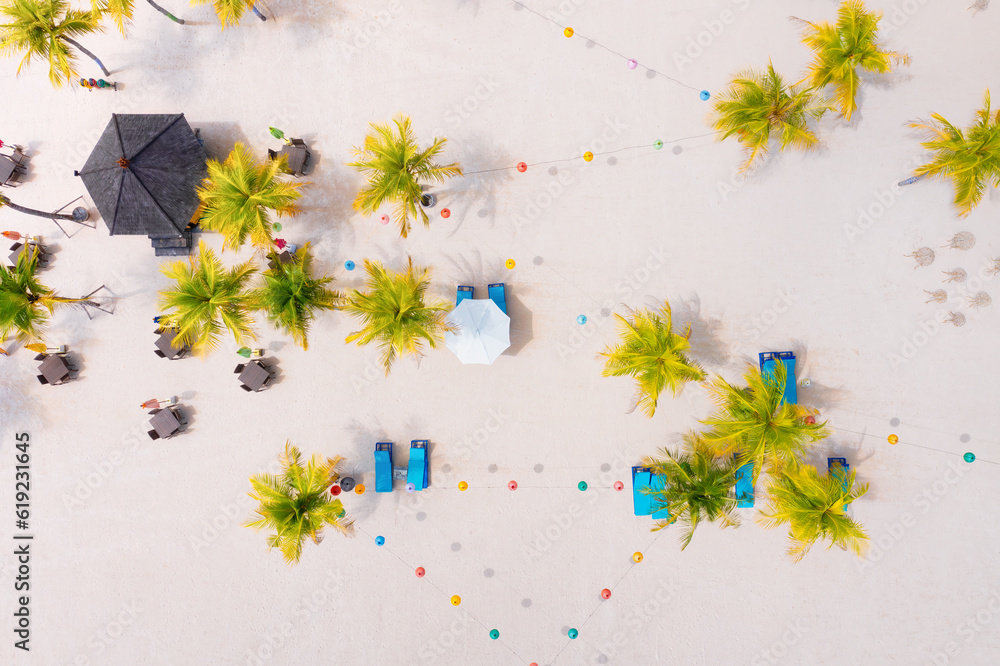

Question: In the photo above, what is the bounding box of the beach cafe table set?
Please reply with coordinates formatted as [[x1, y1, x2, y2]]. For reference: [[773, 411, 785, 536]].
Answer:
[[154, 330, 190, 360], [236, 359, 274, 392], [148, 405, 185, 440], [35, 347, 73, 385]]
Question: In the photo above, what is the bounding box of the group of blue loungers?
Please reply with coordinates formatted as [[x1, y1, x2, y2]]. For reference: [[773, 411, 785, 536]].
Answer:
[[457, 283, 507, 314], [632, 351, 853, 517], [374, 441, 430, 492]]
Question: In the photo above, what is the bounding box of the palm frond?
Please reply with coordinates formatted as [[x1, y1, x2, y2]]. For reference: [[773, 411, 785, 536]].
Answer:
[[248, 244, 341, 350], [598, 301, 705, 417], [197, 142, 303, 252], [796, 0, 908, 120], [245, 441, 354, 565], [909, 90, 1000, 216], [157, 242, 257, 356], [758, 464, 869, 561], [700, 363, 829, 483], [342, 258, 452, 374], [347, 115, 462, 238], [709, 61, 829, 173], [642, 434, 741, 549]]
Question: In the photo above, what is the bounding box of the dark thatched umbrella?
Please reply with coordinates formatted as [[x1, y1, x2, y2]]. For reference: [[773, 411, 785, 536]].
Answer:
[[78, 114, 207, 236]]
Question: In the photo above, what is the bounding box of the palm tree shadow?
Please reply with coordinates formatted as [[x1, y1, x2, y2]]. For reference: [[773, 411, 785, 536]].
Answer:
[[457, 0, 484, 14], [190, 122, 251, 161], [437, 132, 513, 234], [798, 379, 850, 411], [670, 294, 731, 369], [808, 430, 879, 499], [293, 156, 357, 250]]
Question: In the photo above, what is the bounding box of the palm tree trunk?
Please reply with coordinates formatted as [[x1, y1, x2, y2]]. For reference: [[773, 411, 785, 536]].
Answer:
[[59, 36, 110, 77], [146, 0, 186, 24], [250, 4, 267, 20], [0, 195, 88, 222]]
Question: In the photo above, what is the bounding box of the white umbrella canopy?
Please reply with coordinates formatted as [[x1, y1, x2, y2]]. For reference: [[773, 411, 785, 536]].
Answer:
[[445, 298, 511, 365]]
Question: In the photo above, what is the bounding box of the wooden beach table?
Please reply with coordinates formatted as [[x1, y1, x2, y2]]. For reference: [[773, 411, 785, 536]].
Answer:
[[238, 360, 270, 391], [38, 355, 70, 384], [149, 409, 181, 439], [155, 331, 186, 360]]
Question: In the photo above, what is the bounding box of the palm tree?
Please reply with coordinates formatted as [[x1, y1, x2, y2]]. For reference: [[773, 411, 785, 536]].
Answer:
[[909, 90, 1000, 217], [245, 442, 354, 565], [643, 434, 741, 549], [793, 0, 909, 121], [709, 62, 831, 173], [342, 258, 452, 374], [1, 194, 89, 222], [190, 0, 266, 30], [597, 301, 706, 417], [0, 245, 94, 352], [758, 463, 869, 561], [700, 362, 829, 483], [157, 242, 257, 356], [347, 115, 463, 238], [91, 0, 188, 34], [197, 143, 303, 253], [0, 0, 109, 87], [248, 244, 341, 350]]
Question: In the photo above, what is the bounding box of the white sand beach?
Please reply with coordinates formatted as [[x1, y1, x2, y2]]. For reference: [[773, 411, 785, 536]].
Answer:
[[1, 1, 999, 664]]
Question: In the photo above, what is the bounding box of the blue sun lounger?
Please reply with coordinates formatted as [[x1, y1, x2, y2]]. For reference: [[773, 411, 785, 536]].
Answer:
[[407, 440, 429, 491], [488, 283, 507, 315], [759, 351, 797, 405], [632, 466, 671, 519], [374, 442, 393, 493], [734, 457, 754, 507], [456, 285, 473, 305], [828, 457, 852, 505]]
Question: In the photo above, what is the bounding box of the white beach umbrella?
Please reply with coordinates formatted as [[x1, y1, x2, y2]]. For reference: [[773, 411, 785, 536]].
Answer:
[[445, 298, 511, 365]]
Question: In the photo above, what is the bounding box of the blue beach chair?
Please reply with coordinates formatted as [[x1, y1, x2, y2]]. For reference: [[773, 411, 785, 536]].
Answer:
[[649, 474, 671, 520], [407, 440, 429, 491], [734, 457, 754, 508], [374, 442, 393, 492], [632, 466, 653, 516], [456, 286, 473, 305], [632, 466, 671, 519], [759, 351, 797, 405], [828, 457, 852, 505], [488, 283, 507, 315]]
